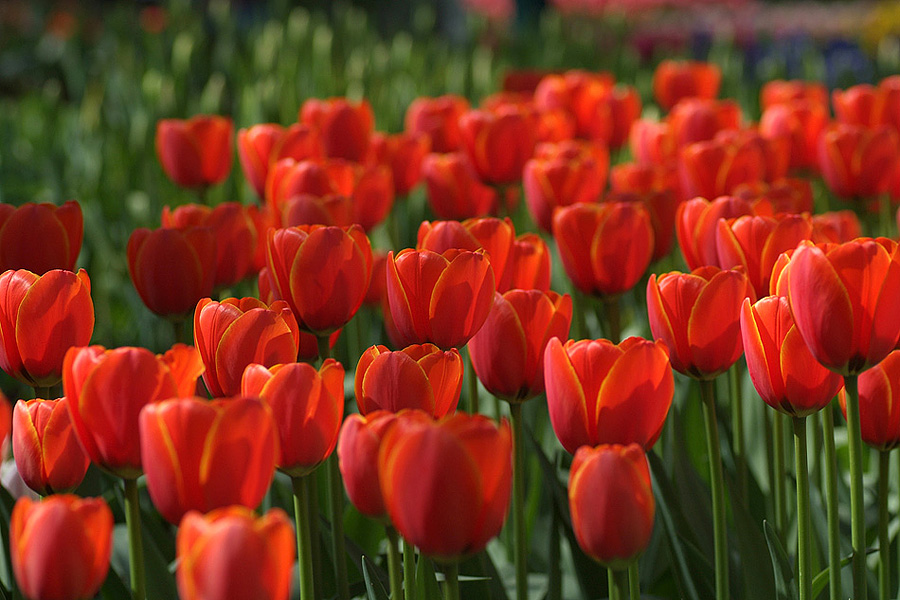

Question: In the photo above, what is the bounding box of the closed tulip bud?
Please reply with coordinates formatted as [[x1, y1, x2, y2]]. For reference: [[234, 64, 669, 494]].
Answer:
[[237, 123, 322, 199], [355, 344, 462, 417], [242, 360, 344, 477], [760, 101, 828, 172], [299, 97, 374, 162], [0, 201, 82, 274], [417, 217, 515, 287], [733, 177, 814, 215], [652, 60, 721, 111], [177, 506, 294, 600], [544, 337, 673, 454], [675, 196, 754, 271], [817, 123, 899, 200], [266, 224, 373, 335], [839, 350, 900, 450], [156, 115, 233, 189], [265, 158, 333, 216], [13, 398, 89, 496], [569, 444, 654, 569], [193, 297, 300, 397], [378, 411, 512, 561], [629, 119, 678, 167], [11, 495, 112, 600], [127, 225, 216, 318], [366, 131, 430, 196], [405, 95, 470, 153], [337, 411, 397, 519], [140, 396, 278, 524], [761, 80, 828, 110], [679, 136, 767, 201], [553, 202, 654, 298], [386, 248, 495, 349], [422, 153, 498, 220], [523, 143, 606, 232], [832, 84, 893, 129], [63, 344, 204, 478], [498, 233, 552, 293], [647, 267, 755, 379], [812, 210, 862, 243], [459, 107, 536, 185], [283, 193, 354, 228], [667, 98, 741, 147], [0, 269, 93, 388]]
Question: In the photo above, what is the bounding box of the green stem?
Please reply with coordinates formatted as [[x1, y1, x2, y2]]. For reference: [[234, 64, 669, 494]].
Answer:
[[879, 450, 891, 600], [292, 476, 315, 600], [609, 568, 629, 600], [773, 412, 786, 535], [385, 527, 403, 600], [572, 289, 587, 340], [510, 402, 528, 600], [443, 562, 460, 600], [404, 538, 417, 600], [548, 508, 561, 600], [32, 386, 51, 400], [700, 379, 729, 600], [601, 296, 621, 344], [123, 478, 146, 600], [793, 417, 811, 600], [730, 364, 747, 499], [627, 561, 640, 600], [608, 568, 620, 600], [466, 348, 480, 414], [822, 406, 842, 600], [308, 475, 322, 598], [844, 375, 867, 600], [328, 454, 350, 600], [316, 334, 331, 366]]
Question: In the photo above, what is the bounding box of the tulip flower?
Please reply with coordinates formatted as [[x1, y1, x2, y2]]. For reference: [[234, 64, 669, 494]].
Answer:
[[386, 248, 495, 349], [629, 119, 678, 167], [355, 344, 462, 418], [405, 95, 470, 153], [193, 297, 300, 397], [761, 79, 828, 110], [675, 195, 754, 271], [667, 98, 741, 147], [417, 217, 515, 286], [156, 115, 233, 189], [569, 444, 654, 569], [533, 71, 615, 141], [127, 225, 216, 318], [422, 152, 498, 220], [266, 224, 373, 335], [679, 136, 767, 201], [13, 398, 90, 495], [0, 201, 83, 274], [499, 233, 551, 293], [839, 350, 900, 451], [337, 411, 397, 519], [177, 506, 294, 600], [241, 360, 344, 477], [469, 290, 572, 402], [832, 83, 900, 131], [299, 97, 374, 162], [458, 107, 536, 185], [237, 123, 322, 198], [378, 411, 512, 561], [63, 343, 204, 478], [11, 495, 112, 600], [139, 396, 278, 524], [760, 101, 828, 172], [652, 60, 721, 111], [544, 337, 673, 454], [817, 123, 899, 201], [0, 269, 93, 388], [366, 131, 430, 196]]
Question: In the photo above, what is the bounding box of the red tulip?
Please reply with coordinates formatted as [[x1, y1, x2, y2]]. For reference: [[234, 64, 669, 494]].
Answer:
[[378, 411, 512, 561], [499, 233, 552, 293], [675, 196, 754, 271], [732, 177, 814, 215], [337, 411, 397, 519], [667, 98, 741, 147], [760, 80, 828, 110], [11, 495, 112, 600], [569, 444, 654, 568], [13, 398, 90, 495], [533, 70, 615, 142], [237, 123, 322, 198], [647, 267, 754, 379], [0, 201, 82, 274], [405, 95, 470, 153], [156, 115, 233, 188], [652, 60, 721, 111], [679, 136, 767, 201], [193, 297, 300, 397], [417, 217, 515, 287], [629, 119, 678, 167], [366, 131, 430, 196], [242, 360, 344, 476], [544, 337, 673, 454], [355, 344, 462, 418], [177, 506, 294, 600], [422, 152, 498, 220], [759, 101, 828, 172], [63, 343, 204, 478], [832, 83, 900, 130], [839, 350, 900, 450], [386, 248, 495, 349], [299, 97, 374, 162], [817, 123, 899, 200], [458, 107, 536, 185]]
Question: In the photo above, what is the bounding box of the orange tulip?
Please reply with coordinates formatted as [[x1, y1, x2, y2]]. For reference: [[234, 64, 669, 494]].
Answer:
[[405, 95, 470, 153], [786, 239, 900, 375], [242, 360, 344, 477], [544, 337, 673, 454], [63, 344, 204, 478], [13, 398, 89, 496], [458, 107, 536, 185], [652, 60, 721, 111], [629, 119, 678, 167], [675, 196, 754, 271], [552, 202, 654, 298], [839, 350, 900, 450], [679, 136, 767, 201], [378, 411, 512, 561], [667, 98, 741, 147], [832, 83, 900, 131], [0, 269, 93, 388], [760, 80, 828, 110], [156, 115, 233, 189], [499, 233, 552, 293], [422, 152, 498, 220], [417, 217, 515, 288], [647, 267, 754, 379], [366, 131, 430, 196], [386, 248, 495, 349], [266, 224, 373, 335], [300, 97, 374, 162], [11, 495, 112, 600], [355, 344, 462, 418], [609, 164, 682, 262], [817, 123, 899, 200], [237, 123, 322, 198], [337, 411, 397, 519], [569, 444, 654, 569], [127, 225, 216, 318], [139, 396, 278, 524], [0, 201, 82, 274], [760, 101, 828, 172], [177, 506, 294, 600], [533, 71, 615, 142]]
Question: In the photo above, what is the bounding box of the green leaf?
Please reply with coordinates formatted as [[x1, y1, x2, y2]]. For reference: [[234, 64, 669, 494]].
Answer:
[[416, 553, 442, 600], [811, 554, 852, 598], [763, 520, 796, 600], [362, 555, 390, 600], [727, 473, 776, 600]]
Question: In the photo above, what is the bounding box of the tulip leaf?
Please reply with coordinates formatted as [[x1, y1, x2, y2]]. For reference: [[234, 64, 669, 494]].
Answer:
[[362, 555, 391, 600], [728, 473, 776, 600], [811, 554, 853, 598], [415, 553, 442, 600], [763, 520, 796, 600], [0, 486, 18, 598], [99, 564, 132, 600]]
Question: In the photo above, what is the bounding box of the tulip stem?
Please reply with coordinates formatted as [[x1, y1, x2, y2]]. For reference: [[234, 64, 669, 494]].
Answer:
[[316, 335, 331, 366], [292, 476, 315, 600], [879, 450, 891, 600], [627, 561, 640, 600], [773, 412, 786, 535], [548, 508, 561, 600], [385, 526, 403, 600], [730, 364, 747, 499], [32, 386, 51, 400], [308, 476, 323, 597], [404, 538, 417, 600], [822, 405, 842, 600], [793, 416, 811, 600], [601, 296, 621, 344], [844, 374, 867, 600], [510, 402, 528, 600], [443, 562, 460, 600], [327, 454, 350, 600], [608, 568, 628, 600], [467, 348, 480, 414], [171, 317, 186, 345], [123, 478, 146, 600], [700, 379, 729, 600]]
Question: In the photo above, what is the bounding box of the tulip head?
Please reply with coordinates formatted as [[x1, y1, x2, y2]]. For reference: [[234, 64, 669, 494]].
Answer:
[[156, 115, 233, 189], [0, 201, 83, 274], [337, 411, 397, 519]]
